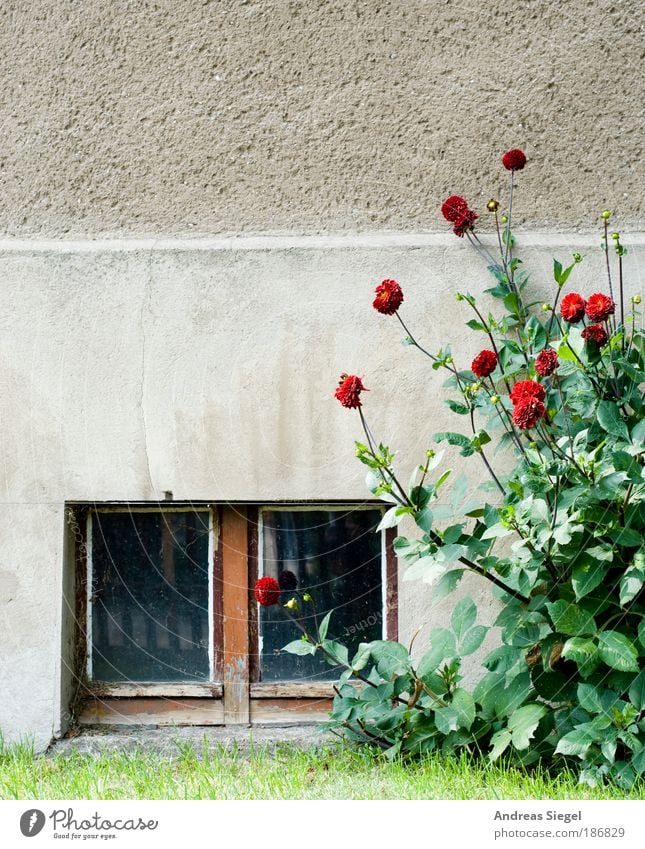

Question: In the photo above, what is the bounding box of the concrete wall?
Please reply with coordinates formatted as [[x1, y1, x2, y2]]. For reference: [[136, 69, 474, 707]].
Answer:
[[0, 0, 642, 237], [0, 234, 643, 748], [0, 1, 643, 747]]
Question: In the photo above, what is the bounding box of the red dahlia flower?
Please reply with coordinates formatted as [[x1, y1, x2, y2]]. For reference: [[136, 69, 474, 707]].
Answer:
[[373, 279, 404, 315], [441, 195, 469, 222], [560, 293, 586, 324], [471, 349, 498, 377], [254, 576, 281, 607], [513, 397, 545, 430], [581, 324, 608, 346], [509, 379, 546, 406], [585, 293, 615, 323], [334, 374, 368, 409], [502, 149, 527, 171], [452, 208, 478, 237], [535, 349, 559, 377]]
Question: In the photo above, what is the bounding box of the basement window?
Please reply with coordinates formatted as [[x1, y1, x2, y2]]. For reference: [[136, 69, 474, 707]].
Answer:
[[72, 503, 396, 726]]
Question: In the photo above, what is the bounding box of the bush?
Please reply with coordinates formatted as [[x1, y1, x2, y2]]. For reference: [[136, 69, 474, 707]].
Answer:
[[275, 151, 645, 789]]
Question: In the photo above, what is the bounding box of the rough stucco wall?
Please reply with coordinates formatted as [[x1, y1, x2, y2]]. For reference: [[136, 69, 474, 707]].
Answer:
[[0, 0, 642, 237], [0, 235, 643, 745]]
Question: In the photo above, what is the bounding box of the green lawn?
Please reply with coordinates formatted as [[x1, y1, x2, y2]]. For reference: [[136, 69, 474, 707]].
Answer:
[[0, 739, 642, 800]]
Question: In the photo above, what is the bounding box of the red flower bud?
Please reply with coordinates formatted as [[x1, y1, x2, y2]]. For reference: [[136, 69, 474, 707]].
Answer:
[[471, 349, 498, 378], [502, 148, 527, 171], [581, 324, 608, 346], [509, 380, 546, 406], [254, 576, 281, 607], [535, 349, 559, 377], [373, 279, 404, 315], [560, 293, 586, 324], [334, 374, 368, 409], [585, 293, 615, 323]]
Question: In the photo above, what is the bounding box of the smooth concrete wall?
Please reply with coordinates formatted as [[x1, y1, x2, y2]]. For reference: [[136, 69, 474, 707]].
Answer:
[[0, 0, 642, 237], [0, 233, 643, 747]]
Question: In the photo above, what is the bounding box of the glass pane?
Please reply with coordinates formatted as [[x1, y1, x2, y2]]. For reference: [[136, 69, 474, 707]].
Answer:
[[260, 509, 383, 681], [91, 511, 211, 682]]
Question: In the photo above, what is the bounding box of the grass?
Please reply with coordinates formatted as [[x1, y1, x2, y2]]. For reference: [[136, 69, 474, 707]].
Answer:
[[0, 737, 642, 800]]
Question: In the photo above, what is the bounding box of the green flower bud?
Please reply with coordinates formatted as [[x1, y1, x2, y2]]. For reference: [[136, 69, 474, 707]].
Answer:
[[572, 252, 582, 263], [455, 293, 464, 302], [491, 394, 500, 404], [529, 441, 538, 449], [633, 295, 641, 305], [611, 232, 620, 241], [501, 214, 509, 224], [302, 593, 312, 602], [472, 381, 481, 392], [445, 356, 453, 364], [284, 597, 299, 611], [601, 210, 611, 220], [542, 303, 551, 312], [426, 449, 436, 459], [486, 199, 499, 212]]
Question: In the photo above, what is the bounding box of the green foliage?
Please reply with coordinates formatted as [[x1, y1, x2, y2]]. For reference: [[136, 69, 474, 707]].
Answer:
[[285, 188, 645, 787]]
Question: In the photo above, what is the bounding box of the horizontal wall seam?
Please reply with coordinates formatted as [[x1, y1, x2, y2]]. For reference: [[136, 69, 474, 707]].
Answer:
[[0, 233, 644, 253]]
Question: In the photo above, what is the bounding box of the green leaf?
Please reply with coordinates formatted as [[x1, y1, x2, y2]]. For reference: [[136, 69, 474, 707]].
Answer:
[[350, 642, 373, 672], [451, 688, 476, 731], [555, 728, 595, 758], [639, 618, 645, 651], [403, 555, 446, 585], [415, 506, 434, 533], [432, 569, 465, 604], [369, 641, 411, 680], [434, 431, 476, 457], [620, 564, 645, 607], [577, 683, 604, 714], [572, 557, 609, 600], [282, 639, 317, 656], [465, 319, 486, 331], [598, 631, 639, 672], [597, 400, 630, 442], [460, 625, 488, 656], [376, 506, 402, 532], [451, 597, 477, 642], [445, 399, 470, 415], [508, 703, 548, 750], [489, 728, 512, 761], [562, 637, 599, 676], [318, 611, 332, 642], [546, 600, 596, 636], [628, 669, 645, 711], [610, 528, 643, 547]]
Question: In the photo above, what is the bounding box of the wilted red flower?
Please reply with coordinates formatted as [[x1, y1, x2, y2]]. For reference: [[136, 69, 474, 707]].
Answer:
[[581, 324, 608, 346], [254, 576, 281, 607], [471, 349, 498, 377], [560, 293, 586, 324], [452, 208, 478, 237], [441, 195, 469, 222], [510, 379, 546, 406], [585, 293, 615, 323], [373, 279, 404, 315], [334, 374, 368, 409], [513, 397, 545, 430], [502, 149, 527, 171], [535, 349, 559, 377], [278, 570, 298, 591]]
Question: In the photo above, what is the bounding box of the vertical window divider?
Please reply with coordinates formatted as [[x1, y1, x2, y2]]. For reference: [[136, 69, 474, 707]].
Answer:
[[221, 505, 251, 725]]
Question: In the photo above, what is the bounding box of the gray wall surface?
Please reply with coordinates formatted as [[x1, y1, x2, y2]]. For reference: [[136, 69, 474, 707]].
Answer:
[[0, 0, 642, 237], [0, 235, 643, 748]]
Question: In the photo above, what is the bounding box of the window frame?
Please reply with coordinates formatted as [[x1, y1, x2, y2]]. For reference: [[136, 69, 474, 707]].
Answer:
[[72, 502, 397, 727]]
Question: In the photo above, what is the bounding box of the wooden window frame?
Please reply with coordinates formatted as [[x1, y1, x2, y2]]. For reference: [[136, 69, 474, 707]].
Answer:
[[73, 502, 397, 727]]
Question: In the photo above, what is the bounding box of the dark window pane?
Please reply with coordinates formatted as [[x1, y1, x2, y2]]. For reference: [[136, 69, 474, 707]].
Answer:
[[260, 509, 383, 681], [91, 511, 210, 682]]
